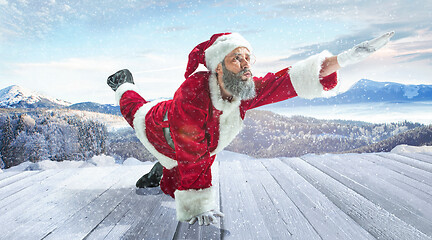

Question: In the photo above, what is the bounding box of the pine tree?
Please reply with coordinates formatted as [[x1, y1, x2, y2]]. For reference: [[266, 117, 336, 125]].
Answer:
[[26, 133, 49, 163], [16, 114, 26, 133], [1, 116, 15, 168], [0, 152, 5, 169]]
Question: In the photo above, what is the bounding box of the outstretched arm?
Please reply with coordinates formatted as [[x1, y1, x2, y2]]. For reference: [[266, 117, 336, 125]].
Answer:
[[319, 31, 395, 77]]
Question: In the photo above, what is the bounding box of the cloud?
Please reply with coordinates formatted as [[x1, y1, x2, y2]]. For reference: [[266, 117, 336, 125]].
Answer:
[[243, 0, 431, 63], [395, 52, 432, 63], [6, 52, 186, 103], [0, 0, 206, 42], [279, 26, 432, 68], [161, 26, 190, 33]]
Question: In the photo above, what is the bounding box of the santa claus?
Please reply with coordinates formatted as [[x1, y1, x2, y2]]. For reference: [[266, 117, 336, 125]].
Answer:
[[107, 31, 394, 226]]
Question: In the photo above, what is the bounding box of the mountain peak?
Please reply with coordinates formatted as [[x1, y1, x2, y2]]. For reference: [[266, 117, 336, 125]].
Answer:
[[0, 85, 71, 108]]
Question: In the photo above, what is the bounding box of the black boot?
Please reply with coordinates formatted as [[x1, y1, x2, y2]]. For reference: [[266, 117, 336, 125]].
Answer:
[[136, 162, 163, 188]]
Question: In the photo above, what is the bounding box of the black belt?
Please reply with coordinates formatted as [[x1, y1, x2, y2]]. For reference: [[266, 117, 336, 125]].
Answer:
[[163, 112, 175, 150]]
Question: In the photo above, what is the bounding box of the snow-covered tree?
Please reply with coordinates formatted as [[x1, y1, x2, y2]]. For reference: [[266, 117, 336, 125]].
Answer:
[[26, 132, 49, 162], [0, 116, 15, 168]]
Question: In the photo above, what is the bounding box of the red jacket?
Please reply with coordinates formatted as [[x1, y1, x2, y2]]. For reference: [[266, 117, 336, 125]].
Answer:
[[115, 50, 338, 221]]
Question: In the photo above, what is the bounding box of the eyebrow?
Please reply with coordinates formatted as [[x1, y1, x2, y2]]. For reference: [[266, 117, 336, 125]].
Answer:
[[231, 52, 251, 57]]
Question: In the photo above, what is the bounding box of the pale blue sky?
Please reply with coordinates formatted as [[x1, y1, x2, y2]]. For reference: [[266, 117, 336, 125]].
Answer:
[[1, 0, 431, 104]]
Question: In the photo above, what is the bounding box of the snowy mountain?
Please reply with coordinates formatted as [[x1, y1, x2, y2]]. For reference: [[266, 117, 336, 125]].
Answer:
[[0, 85, 121, 114], [0, 85, 71, 108], [68, 102, 120, 115], [337, 79, 432, 102], [269, 79, 432, 107]]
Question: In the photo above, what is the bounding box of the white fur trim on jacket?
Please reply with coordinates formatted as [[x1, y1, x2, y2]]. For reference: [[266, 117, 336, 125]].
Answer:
[[133, 100, 178, 170], [208, 74, 244, 155], [289, 50, 340, 99], [205, 33, 252, 72], [115, 83, 140, 105], [174, 187, 216, 221]]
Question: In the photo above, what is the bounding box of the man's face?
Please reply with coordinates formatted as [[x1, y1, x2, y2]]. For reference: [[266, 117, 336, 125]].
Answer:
[[223, 47, 253, 80], [220, 47, 256, 100]]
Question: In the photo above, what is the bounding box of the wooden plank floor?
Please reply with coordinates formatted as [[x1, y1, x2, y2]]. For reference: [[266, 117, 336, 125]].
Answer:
[[1, 151, 431, 240]]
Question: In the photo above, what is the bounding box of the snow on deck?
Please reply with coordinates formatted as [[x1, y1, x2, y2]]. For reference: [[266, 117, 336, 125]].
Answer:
[[1, 150, 432, 240]]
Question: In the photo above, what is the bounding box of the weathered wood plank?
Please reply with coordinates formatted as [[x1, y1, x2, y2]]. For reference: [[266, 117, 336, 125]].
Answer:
[[364, 154, 432, 187], [241, 159, 322, 240], [41, 166, 144, 240], [2, 150, 431, 240], [265, 158, 374, 240], [120, 193, 178, 239], [173, 221, 221, 240], [377, 152, 432, 173], [367, 155, 432, 203], [219, 160, 272, 240], [361, 154, 432, 199], [0, 171, 23, 182], [0, 168, 76, 212], [201, 160, 222, 239], [78, 165, 157, 239], [397, 152, 432, 164], [421, 152, 432, 157], [173, 160, 221, 240], [308, 153, 432, 236], [82, 190, 136, 240], [46, 187, 136, 240], [301, 154, 432, 237], [282, 156, 431, 240], [0, 169, 65, 209], [2, 166, 124, 240], [91, 188, 164, 240], [0, 170, 41, 189]]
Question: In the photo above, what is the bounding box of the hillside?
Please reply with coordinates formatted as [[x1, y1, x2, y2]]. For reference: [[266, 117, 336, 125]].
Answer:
[[1, 107, 427, 169], [346, 125, 432, 153], [67, 102, 121, 116], [268, 79, 432, 107], [227, 110, 424, 158], [1, 84, 430, 168]]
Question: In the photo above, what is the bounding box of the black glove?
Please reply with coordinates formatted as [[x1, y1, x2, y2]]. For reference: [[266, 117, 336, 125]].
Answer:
[[107, 69, 134, 91]]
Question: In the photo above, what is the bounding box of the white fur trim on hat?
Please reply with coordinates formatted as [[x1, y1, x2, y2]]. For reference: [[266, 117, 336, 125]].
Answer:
[[289, 50, 340, 99], [205, 33, 252, 72], [174, 187, 216, 221]]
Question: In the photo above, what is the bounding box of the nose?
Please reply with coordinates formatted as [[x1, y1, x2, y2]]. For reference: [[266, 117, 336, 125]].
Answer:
[[241, 59, 250, 69]]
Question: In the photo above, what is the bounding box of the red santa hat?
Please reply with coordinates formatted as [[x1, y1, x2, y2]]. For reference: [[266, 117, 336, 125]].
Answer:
[[184, 32, 253, 78]]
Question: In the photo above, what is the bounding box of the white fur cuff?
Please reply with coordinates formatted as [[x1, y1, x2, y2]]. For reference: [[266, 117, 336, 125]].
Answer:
[[174, 187, 216, 221], [289, 50, 340, 99], [115, 83, 140, 105]]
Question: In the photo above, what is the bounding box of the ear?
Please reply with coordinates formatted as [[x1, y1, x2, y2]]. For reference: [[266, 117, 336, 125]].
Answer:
[[216, 63, 223, 75]]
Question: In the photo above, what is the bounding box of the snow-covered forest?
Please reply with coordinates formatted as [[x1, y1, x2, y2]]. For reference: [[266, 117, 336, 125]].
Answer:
[[0, 110, 107, 169], [0, 108, 160, 169], [1, 108, 428, 169], [228, 110, 426, 158]]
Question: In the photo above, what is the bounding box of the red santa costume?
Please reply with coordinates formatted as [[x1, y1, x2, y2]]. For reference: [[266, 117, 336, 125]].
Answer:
[[114, 33, 339, 222]]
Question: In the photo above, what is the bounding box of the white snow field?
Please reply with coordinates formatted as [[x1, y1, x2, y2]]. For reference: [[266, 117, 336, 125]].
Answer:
[[1, 146, 431, 239]]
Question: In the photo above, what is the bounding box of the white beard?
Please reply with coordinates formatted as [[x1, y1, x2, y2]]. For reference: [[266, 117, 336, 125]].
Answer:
[[222, 64, 256, 100]]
